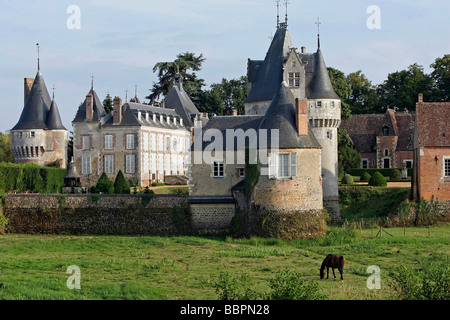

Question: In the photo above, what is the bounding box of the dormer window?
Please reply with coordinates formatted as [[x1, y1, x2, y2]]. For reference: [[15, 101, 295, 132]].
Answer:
[[317, 101, 322, 107], [383, 126, 389, 136], [288, 72, 300, 88]]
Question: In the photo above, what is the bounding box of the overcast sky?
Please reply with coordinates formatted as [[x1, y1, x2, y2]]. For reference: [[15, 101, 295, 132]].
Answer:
[[0, 0, 449, 132]]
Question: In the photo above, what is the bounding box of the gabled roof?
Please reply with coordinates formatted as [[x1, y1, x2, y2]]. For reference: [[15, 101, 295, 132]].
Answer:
[[12, 71, 52, 130], [416, 101, 450, 147], [164, 78, 200, 128], [47, 97, 67, 130], [72, 88, 106, 123], [245, 26, 293, 104]]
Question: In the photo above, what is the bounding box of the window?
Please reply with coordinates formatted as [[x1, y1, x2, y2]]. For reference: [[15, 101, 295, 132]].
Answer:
[[238, 168, 245, 178], [384, 149, 389, 157], [166, 136, 171, 152], [384, 158, 390, 169], [82, 136, 91, 150], [158, 135, 163, 152], [288, 72, 300, 88], [403, 160, 413, 169], [104, 135, 113, 150], [316, 101, 322, 107], [295, 73, 300, 87], [143, 153, 149, 173], [143, 134, 149, 151], [125, 154, 136, 174], [269, 152, 297, 179], [81, 156, 91, 174], [213, 161, 224, 178], [383, 126, 389, 136], [126, 134, 135, 150], [30, 131, 35, 137], [104, 155, 114, 174], [151, 134, 156, 151], [361, 159, 369, 169], [330, 101, 335, 108], [444, 158, 450, 177]]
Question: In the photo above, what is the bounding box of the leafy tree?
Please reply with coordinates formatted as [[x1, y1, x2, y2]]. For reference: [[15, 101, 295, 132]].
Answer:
[[328, 67, 352, 120], [430, 54, 450, 101], [377, 63, 434, 111], [114, 170, 130, 194], [346, 70, 379, 114], [103, 93, 113, 114], [337, 128, 361, 176], [198, 89, 225, 115], [95, 172, 114, 194], [147, 52, 206, 105], [0, 131, 14, 163]]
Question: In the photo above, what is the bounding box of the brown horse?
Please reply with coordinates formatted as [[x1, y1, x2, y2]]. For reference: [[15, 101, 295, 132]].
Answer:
[[319, 254, 345, 280]]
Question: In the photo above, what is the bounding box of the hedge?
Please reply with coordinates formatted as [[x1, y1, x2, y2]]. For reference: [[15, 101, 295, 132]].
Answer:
[[0, 162, 65, 194], [348, 168, 412, 178]]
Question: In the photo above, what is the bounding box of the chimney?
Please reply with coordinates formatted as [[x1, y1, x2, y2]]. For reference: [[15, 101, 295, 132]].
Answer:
[[418, 93, 423, 103], [113, 96, 122, 124], [85, 93, 94, 121], [295, 98, 308, 135], [301, 46, 306, 53], [24, 78, 34, 105], [232, 109, 238, 116]]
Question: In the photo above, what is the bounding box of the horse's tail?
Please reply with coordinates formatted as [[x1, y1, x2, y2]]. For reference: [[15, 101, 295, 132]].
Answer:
[[340, 256, 345, 269]]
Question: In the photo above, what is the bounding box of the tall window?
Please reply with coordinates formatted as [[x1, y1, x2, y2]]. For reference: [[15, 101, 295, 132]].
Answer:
[[158, 135, 163, 152], [444, 158, 450, 177], [166, 136, 171, 152], [125, 154, 135, 174], [151, 134, 156, 151], [213, 161, 224, 178], [143, 133, 149, 151], [383, 126, 389, 136], [81, 156, 91, 174], [288, 72, 300, 88], [104, 135, 113, 150], [143, 153, 149, 173], [82, 136, 91, 150], [126, 134, 135, 150], [269, 152, 297, 179], [104, 155, 114, 174]]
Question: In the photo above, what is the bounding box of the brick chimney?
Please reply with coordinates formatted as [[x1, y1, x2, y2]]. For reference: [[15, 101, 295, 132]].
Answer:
[[301, 46, 306, 53], [295, 98, 308, 135], [85, 93, 94, 121], [24, 78, 34, 105], [113, 96, 122, 124]]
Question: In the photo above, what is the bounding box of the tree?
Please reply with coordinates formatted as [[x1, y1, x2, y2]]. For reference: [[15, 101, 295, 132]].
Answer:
[[328, 67, 352, 119], [95, 172, 114, 194], [0, 131, 14, 163], [103, 93, 113, 114], [346, 70, 379, 114], [146, 52, 206, 105], [199, 76, 247, 115], [377, 63, 435, 111], [114, 170, 130, 194], [337, 128, 361, 176], [430, 54, 450, 101]]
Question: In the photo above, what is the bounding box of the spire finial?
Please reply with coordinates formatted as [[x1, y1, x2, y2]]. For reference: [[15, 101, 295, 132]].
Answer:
[[276, 0, 280, 28], [135, 84, 138, 99], [284, 0, 289, 26], [91, 74, 94, 90], [125, 88, 128, 102], [316, 17, 321, 49], [36, 43, 40, 72], [52, 84, 55, 99]]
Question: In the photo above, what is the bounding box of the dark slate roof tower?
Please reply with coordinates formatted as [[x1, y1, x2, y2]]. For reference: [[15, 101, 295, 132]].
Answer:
[[47, 94, 67, 130]]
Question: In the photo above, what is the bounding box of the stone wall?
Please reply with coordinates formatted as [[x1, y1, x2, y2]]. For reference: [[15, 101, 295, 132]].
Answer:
[[3, 194, 188, 235]]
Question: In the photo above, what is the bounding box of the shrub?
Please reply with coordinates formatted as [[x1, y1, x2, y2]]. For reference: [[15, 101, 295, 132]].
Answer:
[[95, 172, 114, 194], [360, 171, 371, 182], [341, 174, 354, 185], [369, 171, 387, 187], [267, 270, 325, 300], [114, 170, 130, 194], [390, 169, 402, 181]]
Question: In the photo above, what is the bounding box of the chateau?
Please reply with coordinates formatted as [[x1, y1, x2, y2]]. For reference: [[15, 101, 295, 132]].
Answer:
[[11, 67, 68, 169], [72, 74, 201, 187]]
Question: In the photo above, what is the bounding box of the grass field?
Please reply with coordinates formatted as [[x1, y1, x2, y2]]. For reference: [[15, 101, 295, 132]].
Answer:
[[0, 224, 448, 300]]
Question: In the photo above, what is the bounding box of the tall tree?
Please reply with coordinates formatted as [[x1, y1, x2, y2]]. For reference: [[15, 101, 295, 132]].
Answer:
[[346, 70, 379, 114], [377, 63, 434, 111], [103, 93, 113, 114], [337, 128, 361, 176], [0, 131, 14, 163], [430, 54, 450, 101], [328, 67, 352, 120], [146, 52, 206, 105], [200, 76, 247, 115]]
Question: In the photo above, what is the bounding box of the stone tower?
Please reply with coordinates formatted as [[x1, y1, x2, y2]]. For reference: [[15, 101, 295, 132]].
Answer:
[[11, 67, 68, 168], [244, 20, 341, 222]]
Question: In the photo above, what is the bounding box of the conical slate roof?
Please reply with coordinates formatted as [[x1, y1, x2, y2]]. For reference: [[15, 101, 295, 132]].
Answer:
[[245, 26, 293, 104], [47, 97, 67, 130], [12, 71, 52, 130], [307, 48, 339, 99], [259, 82, 321, 149]]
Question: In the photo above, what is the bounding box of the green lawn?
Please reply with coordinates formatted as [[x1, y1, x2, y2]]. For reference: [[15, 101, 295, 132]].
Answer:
[[0, 224, 448, 300]]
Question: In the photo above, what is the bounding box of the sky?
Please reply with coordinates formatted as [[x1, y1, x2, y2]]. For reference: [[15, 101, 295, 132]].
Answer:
[[0, 0, 449, 133]]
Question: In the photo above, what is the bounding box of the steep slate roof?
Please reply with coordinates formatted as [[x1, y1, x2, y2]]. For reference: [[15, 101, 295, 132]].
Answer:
[[416, 101, 450, 147], [340, 110, 416, 153], [164, 76, 200, 128], [12, 71, 52, 130], [259, 82, 321, 149], [47, 98, 67, 130], [72, 88, 106, 122], [245, 26, 293, 103], [306, 49, 339, 100]]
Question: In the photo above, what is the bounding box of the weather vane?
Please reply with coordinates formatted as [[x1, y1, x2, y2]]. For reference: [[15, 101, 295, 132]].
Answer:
[[316, 17, 321, 48], [276, 0, 281, 27], [36, 43, 40, 71], [284, 0, 289, 25]]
